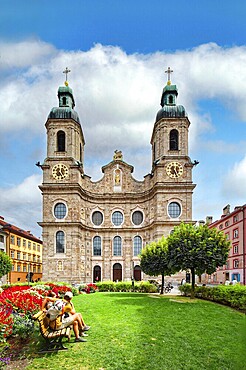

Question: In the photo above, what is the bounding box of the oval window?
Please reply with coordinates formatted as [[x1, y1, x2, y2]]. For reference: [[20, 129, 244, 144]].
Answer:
[[168, 202, 181, 218], [112, 211, 123, 226], [132, 211, 143, 225], [92, 211, 103, 226], [54, 203, 67, 219]]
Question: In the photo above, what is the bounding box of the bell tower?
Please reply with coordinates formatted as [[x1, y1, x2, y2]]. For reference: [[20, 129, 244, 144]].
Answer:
[[39, 69, 86, 282], [150, 68, 196, 226], [46, 68, 85, 165]]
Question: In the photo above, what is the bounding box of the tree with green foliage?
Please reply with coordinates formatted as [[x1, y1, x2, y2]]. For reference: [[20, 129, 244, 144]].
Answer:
[[140, 236, 177, 294], [0, 251, 12, 279], [167, 223, 231, 298]]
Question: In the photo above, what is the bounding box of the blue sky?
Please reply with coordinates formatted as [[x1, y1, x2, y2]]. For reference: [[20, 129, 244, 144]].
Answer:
[[1, 0, 246, 238]]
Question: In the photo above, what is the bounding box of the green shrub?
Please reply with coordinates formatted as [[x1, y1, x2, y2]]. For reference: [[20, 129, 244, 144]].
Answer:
[[12, 314, 34, 339], [179, 284, 192, 296], [193, 285, 246, 312], [96, 281, 116, 292], [95, 281, 158, 293], [136, 281, 158, 293], [114, 282, 132, 292]]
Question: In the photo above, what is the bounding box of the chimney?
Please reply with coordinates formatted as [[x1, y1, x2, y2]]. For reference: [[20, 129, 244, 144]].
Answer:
[[199, 220, 205, 226], [223, 204, 230, 216], [206, 216, 213, 224]]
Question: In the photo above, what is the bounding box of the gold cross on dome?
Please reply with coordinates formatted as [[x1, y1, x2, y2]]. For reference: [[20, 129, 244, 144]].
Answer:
[[165, 67, 173, 85], [63, 67, 71, 86]]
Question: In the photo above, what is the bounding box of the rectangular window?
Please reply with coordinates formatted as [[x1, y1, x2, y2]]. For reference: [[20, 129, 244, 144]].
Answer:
[[28, 241, 31, 249], [225, 233, 230, 240], [17, 237, 21, 247], [23, 239, 26, 247], [23, 265, 27, 272], [33, 255, 36, 262], [11, 235, 15, 245], [233, 245, 239, 254], [233, 259, 239, 268], [33, 243, 36, 250], [17, 252, 21, 260], [57, 261, 63, 271], [0, 235, 4, 243], [11, 250, 15, 258], [17, 265, 21, 272], [233, 229, 239, 239], [233, 215, 238, 223], [37, 245, 40, 252], [38, 266, 41, 273], [12, 264, 15, 271]]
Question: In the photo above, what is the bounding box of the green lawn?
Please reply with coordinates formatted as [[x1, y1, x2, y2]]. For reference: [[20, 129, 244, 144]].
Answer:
[[28, 293, 245, 370]]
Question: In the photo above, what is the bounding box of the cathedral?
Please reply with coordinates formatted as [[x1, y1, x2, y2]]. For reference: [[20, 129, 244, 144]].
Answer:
[[39, 68, 196, 284]]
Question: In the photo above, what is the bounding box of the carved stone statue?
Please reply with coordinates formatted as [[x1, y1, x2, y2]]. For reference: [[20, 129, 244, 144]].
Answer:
[[113, 150, 123, 161]]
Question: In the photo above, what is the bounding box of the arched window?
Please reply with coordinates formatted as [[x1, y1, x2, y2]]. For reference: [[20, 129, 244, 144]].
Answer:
[[133, 236, 142, 256], [93, 236, 102, 256], [113, 236, 122, 256], [57, 130, 66, 152], [169, 95, 174, 104], [80, 143, 83, 162], [169, 129, 179, 151], [56, 231, 65, 253]]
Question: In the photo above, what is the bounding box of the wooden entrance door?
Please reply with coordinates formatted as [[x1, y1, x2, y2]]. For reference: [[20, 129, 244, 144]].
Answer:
[[134, 265, 141, 281], [113, 263, 122, 281], [93, 265, 101, 283]]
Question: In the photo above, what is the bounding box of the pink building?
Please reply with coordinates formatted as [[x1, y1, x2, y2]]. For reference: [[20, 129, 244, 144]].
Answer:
[[205, 204, 246, 285]]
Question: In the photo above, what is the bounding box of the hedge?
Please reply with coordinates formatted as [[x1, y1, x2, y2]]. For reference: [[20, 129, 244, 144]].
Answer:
[[95, 281, 158, 293], [179, 284, 246, 312]]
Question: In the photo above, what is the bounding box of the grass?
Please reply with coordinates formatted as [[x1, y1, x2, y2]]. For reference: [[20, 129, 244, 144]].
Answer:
[[27, 293, 245, 370]]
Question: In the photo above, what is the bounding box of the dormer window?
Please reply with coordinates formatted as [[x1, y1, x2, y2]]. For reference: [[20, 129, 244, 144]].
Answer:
[[62, 97, 67, 106]]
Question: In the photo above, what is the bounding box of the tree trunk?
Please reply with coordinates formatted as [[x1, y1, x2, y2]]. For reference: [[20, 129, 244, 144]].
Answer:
[[160, 273, 165, 294], [191, 267, 195, 299]]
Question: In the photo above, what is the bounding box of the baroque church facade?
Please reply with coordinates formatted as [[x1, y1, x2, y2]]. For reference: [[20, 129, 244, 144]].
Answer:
[[39, 69, 196, 284]]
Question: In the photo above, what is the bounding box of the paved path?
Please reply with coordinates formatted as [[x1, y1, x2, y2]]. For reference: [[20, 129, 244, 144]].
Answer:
[[159, 285, 181, 295]]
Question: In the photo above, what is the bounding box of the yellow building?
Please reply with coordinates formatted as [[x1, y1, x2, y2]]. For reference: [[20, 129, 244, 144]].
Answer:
[[0, 216, 42, 284]]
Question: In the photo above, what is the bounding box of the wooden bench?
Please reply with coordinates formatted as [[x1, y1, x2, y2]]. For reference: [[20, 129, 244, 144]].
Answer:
[[32, 311, 71, 352]]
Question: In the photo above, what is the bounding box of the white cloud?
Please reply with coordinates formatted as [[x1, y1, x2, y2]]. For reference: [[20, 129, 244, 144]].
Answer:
[[1, 41, 246, 141], [1, 40, 246, 232], [222, 156, 246, 199], [0, 175, 42, 238], [0, 39, 57, 69]]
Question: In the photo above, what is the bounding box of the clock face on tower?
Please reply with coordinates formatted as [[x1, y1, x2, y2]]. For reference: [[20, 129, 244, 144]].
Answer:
[[52, 163, 69, 180], [166, 161, 183, 178]]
